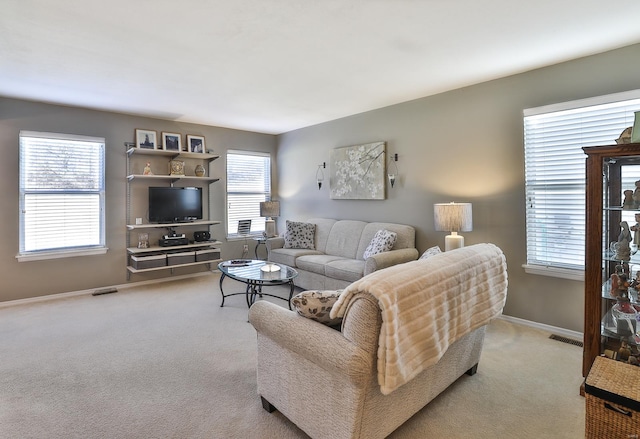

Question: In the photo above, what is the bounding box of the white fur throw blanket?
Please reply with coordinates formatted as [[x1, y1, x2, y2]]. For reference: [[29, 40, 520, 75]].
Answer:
[[330, 243, 508, 395]]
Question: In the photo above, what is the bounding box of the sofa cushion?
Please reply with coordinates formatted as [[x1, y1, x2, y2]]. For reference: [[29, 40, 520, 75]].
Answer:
[[291, 290, 343, 326], [419, 245, 442, 260], [324, 220, 367, 259], [296, 254, 347, 275], [284, 221, 316, 249], [269, 248, 323, 268], [363, 229, 397, 259], [304, 218, 338, 253], [325, 259, 365, 283], [356, 222, 416, 258]]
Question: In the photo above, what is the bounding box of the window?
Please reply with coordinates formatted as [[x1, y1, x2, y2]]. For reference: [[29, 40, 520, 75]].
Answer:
[[523, 90, 640, 279], [18, 131, 106, 261], [226, 150, 271, 238]]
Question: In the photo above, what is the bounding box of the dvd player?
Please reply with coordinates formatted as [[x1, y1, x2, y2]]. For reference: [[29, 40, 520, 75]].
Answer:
[[159, 237, 189, 247]]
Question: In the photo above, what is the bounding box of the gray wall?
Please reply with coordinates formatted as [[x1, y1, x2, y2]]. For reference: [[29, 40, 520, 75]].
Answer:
[[4, 43, 640, 332], [0, 98, 276, 301], [276, 43, 640, 333]]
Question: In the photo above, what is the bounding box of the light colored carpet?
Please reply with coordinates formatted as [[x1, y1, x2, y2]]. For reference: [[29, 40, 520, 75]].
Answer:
[[0, 274, 585, 438]]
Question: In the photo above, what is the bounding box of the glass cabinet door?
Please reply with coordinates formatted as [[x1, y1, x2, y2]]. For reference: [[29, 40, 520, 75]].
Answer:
[[600, 156, 640, 357]]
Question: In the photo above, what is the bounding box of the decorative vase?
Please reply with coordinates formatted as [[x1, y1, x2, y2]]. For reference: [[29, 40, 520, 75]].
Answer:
[[195, 164, 206, 177]]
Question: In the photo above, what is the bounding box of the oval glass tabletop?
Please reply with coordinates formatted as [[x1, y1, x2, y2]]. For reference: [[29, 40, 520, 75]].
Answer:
[[218, 259, 298, 283]]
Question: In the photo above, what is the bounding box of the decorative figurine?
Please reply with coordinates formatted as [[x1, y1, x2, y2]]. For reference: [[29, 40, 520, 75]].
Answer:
[[631, 213, 640, 247], [632, 270, 640, 291], [611, 263, 632, 298], [616, 126, 633, 144], [611, 271, 630, 298], [619, 341, 631, 362], [616, 221, 632, 260], [633, 180, 640, 208], [623, 189, 635, 209], [143, 162, 153, 175]]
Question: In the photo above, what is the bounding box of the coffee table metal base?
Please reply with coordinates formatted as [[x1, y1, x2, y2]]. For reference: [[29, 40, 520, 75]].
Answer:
[[219, 273, 295, 309]]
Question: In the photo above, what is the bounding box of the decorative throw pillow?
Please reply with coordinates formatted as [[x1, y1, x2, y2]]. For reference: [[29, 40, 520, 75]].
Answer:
[[291, 290, 343, 327], [419, 245, 442, 260], [363, 229, 397, 259], [284, 220, 316, 249]]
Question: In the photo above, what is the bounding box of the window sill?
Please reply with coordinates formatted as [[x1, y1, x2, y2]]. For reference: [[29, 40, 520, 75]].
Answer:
[[227, 234, 264, 241], [16, 247, 108, 262], [522, 264, 584, 281]]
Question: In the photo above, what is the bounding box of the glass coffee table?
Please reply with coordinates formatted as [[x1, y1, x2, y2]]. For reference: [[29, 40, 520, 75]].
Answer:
[[218, 259, 298, 309]]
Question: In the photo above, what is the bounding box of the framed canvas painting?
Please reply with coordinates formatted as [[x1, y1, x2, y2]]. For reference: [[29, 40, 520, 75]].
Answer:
[[330, 141, 386, 200]]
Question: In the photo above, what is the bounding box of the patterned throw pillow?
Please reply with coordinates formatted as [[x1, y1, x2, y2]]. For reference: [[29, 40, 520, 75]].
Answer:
[[419, 245, 442, 260], [291, 290, 343, 326], [284, 220, 316, 249], [363, 229, 397, 259]]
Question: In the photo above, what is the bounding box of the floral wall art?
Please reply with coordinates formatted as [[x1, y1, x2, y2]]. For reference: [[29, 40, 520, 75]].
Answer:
[[330, 141, 386, 200]]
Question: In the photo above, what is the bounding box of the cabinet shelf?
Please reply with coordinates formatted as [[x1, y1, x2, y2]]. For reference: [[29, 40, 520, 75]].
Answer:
[[126, 259, 222, 274], [127, 220, 220, 230], [126, 174, 220, 183], [127, 241, 221, 254], [126, 147, 219, 162]]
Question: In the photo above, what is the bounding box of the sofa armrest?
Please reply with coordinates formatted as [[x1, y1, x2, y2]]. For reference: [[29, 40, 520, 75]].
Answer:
[[364, 247, 419, 275], [266, 236, 284, 251], [248, 301, 373, 387]]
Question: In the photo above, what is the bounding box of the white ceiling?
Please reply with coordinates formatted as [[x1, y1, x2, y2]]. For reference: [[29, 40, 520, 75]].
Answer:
[[3, 1, 640, 135]]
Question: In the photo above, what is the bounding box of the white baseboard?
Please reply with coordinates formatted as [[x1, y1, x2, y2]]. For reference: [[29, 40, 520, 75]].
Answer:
[[0, 271, 220, 309], [498, 314, 583, 342]]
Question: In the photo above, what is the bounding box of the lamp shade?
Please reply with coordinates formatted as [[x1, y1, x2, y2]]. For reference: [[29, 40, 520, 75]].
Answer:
[[434, 202, 472, 232], [260, 201, 280, 218]]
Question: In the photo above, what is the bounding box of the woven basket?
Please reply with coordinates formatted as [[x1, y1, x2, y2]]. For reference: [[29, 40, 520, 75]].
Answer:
[[585, 356, 640, 438]]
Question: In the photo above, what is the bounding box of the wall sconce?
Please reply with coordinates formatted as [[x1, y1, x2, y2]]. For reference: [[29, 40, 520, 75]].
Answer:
[[316, 162, 326, 190], [259, 200, 280, 238], [388, 153, 398, 188], [434, 202, 473, 251]]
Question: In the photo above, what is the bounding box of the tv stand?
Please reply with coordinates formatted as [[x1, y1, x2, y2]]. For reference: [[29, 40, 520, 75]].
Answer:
[[125, 143, 221, 278]]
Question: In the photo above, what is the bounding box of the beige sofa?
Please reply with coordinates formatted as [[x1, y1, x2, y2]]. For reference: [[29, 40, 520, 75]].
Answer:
[[248, 244, 508, 439], [266, 218, 419, 290]]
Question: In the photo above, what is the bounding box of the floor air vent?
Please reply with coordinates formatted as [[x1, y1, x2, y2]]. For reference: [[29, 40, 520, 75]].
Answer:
[[92, 287, 118, 296], [549, 334, 583, 347]]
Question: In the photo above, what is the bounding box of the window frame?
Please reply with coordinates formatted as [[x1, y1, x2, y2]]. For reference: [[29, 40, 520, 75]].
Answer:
[[225, 150, 272, 240], [17, 131, 107, 262], [523, 90, 640, 280]]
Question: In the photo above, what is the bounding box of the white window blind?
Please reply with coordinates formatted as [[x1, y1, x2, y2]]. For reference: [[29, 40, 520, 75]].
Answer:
[[524, 91, 640, 277], [18, 131, 106, 260], [226, 150, 271, 238]]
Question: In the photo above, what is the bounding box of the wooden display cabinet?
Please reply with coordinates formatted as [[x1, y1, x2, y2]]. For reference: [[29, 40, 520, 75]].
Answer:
[[584, 143, 640, 377]]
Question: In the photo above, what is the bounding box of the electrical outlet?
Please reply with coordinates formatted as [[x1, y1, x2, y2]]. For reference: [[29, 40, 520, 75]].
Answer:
[[243, 244, 248, 252]]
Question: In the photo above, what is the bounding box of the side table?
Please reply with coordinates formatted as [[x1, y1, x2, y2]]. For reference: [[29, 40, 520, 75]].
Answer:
[[254, 237, 267, 260]]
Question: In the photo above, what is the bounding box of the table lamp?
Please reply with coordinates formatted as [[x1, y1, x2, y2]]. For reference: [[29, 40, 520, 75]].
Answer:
[[434, 202, 472, 251], [260, 201, 280, 238]]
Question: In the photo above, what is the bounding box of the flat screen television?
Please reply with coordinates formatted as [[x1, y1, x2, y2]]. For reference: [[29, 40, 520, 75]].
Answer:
[[148, 187, 203, 223]]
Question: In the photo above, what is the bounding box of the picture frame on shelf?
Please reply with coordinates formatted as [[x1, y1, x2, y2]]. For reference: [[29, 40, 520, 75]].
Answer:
[[162, 132, 182, 151], [135, 129, 158, 149], [187, 135, 206, 153]]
